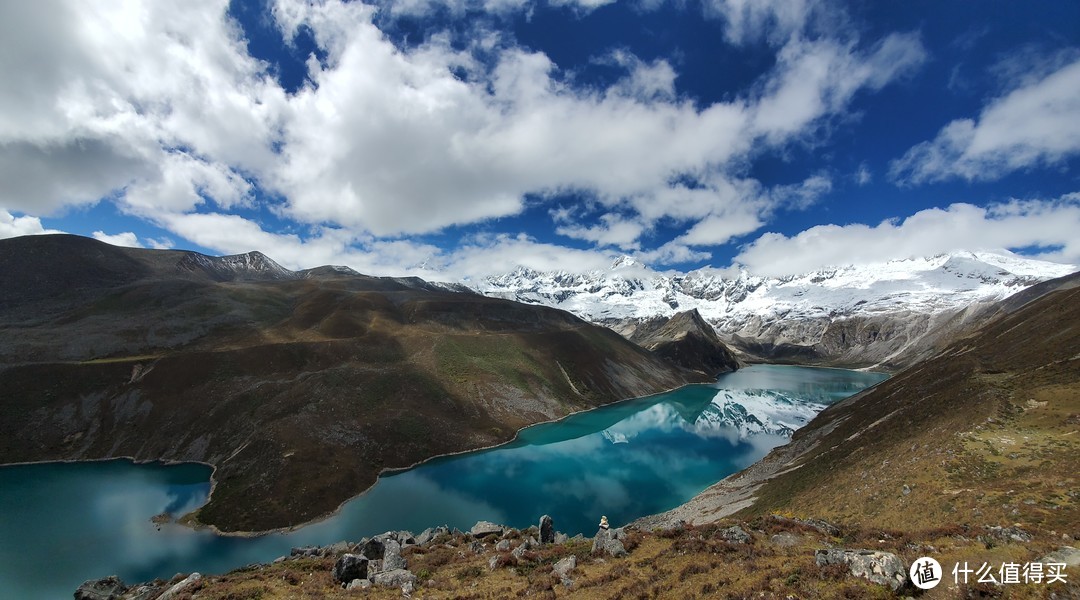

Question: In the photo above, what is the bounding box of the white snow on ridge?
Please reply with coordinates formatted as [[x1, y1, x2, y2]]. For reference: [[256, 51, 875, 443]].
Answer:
[[696, 389, 825, 438], [475, 251, 1077, 333]]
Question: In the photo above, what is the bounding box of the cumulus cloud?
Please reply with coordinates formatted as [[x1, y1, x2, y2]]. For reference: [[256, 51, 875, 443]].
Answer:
[[0, 0, 929, 275], [556, 213, 646, 249], [891, 55, 1080, 184], [0, 0, 281, 217], [733, 193, 1080, 276], [0, 210, 63, 239], [751, 33, 926, 144], [92, 231, 144, 248]]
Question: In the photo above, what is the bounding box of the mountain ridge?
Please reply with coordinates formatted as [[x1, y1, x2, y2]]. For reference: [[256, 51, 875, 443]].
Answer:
[[475, 251, 1077, 369]]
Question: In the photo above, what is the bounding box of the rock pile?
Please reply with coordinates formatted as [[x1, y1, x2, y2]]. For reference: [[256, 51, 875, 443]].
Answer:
[[73, 515, 630, 598], [332, 530, 419, 594], [815, 548, 906, 590]]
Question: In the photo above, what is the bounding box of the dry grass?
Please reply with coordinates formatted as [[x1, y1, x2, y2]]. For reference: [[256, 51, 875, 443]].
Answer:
[[177, 522, 1078, 599]]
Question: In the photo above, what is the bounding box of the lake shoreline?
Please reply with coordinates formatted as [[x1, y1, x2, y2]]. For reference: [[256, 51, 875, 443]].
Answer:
[[0, 380, 705, 538], [0, 365, 890, 539]]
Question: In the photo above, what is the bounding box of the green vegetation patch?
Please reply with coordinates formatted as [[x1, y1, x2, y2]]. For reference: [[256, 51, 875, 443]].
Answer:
[[434, 334, 543, 391]]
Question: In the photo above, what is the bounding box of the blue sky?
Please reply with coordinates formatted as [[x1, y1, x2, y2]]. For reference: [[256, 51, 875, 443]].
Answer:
[[0, 0, 1078, 278]]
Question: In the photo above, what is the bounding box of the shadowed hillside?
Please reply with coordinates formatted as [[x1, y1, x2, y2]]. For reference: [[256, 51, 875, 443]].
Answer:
[[0, 235, 705, 532]]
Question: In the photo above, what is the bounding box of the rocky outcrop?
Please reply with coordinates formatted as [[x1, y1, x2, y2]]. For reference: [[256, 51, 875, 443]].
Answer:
[[539, 514, 555, 544], [815, 549, 906, 590], [75, 513, 640, 599], [470, 521, 504, 538], [155, 573, 202, 600], [382, 540, 407, 571], [75, 576, 128, 600], [627, 309, 740, 376], [592, 527, 628, 557], [371, 569, 417, 588], [332, 554, 368, 584], [721, 525, 751, 543], [552, 555, 576, 586]]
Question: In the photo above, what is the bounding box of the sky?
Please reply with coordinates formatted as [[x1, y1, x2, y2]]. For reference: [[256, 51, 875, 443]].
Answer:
[[0, 0, 1078, 279]]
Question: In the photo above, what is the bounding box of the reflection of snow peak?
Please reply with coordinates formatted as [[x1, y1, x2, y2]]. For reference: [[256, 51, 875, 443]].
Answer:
[[697, 390, 824, 438], [601, 430, 629, 444]]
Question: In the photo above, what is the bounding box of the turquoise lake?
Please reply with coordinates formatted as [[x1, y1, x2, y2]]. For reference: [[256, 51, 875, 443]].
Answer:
[[0, 365, 886, 598]]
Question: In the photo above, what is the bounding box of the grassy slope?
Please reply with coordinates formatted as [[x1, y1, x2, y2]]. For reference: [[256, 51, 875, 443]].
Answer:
[[739, 286, 1080, 535]]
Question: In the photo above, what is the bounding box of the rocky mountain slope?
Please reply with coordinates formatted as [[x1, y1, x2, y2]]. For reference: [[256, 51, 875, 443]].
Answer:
[[617, 309, 741, 378], [476, 253, 1077, 369], [0, 234, 707, 532]]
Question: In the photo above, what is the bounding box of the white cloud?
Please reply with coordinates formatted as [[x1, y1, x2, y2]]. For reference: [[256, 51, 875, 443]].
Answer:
[[891, 56, 1080, 184], [734, 194, 1080, 276], [634, 240, 711, 265], [0, 0, 280, 216], [703, 0, 835, 46], [0, 0, 928, 272], [556, 213, 645, 249], [0, 209, 64, 239], [751, 33, 926, 144], [854, 163, 871, 185], [92, 231, 144, 248]]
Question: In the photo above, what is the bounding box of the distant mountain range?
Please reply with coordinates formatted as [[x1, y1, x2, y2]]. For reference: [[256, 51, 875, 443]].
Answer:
[[474, 252, 1077, 368]]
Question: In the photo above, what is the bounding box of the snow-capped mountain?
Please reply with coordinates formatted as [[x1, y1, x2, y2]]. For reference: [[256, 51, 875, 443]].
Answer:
[[695, 389, 826, 438], [475, 252, 1077, 369], [177, 250, 298, 281]]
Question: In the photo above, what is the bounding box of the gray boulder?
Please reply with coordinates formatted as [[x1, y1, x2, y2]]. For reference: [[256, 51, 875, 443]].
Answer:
[[554, 532, 569, 544], [372, 569, 418, 588], [511, 537, 536, 560], [802, 518, 841, 537], [415, 526, 449, 546], [592, 528, 627, 558], [815, 549, 906, 590], [470, 520, 504, 538], [123, 585, 165, 600], [1038, 546, 1080, 567], [985, 525, 1033, 543], [156, 573, 202, 600], [74, 576, 128, 600], [552, 555, 576, 586], [332, 554, 369, 583], [383, 540, 407, 571], [539, 515, 555, 544], [324, 541, 351, 555], [495, 539, 511, 552], [721, 525, 751, 544], [358, 537, 385, 560], [346, 578, 372, 590], [290, 545, 320, 558]]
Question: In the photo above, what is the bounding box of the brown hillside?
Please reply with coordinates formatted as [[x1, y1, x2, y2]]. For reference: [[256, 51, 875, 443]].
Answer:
[[0, 235, 704, 532], [641, 277, 1080, 545]]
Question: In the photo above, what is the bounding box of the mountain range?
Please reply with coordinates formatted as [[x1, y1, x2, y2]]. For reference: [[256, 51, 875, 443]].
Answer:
[[475, 251, 1076, 369]]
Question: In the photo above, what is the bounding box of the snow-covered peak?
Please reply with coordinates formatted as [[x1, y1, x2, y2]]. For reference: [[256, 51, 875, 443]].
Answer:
[[177, 250, 298, 281], [473, 251, 1076, 333]]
